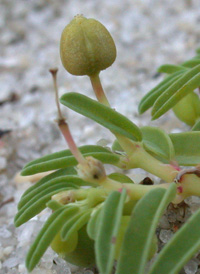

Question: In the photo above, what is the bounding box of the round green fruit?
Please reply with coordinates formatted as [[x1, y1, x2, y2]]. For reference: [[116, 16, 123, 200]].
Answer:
[[60, 15, 116, 76]]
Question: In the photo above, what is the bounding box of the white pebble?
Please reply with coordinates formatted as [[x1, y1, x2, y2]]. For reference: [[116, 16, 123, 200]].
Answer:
[[159, 229, 173, 243], [3, 257, 19, 268], [3, 246, 14, 256], [0, 226, 12, 238], [184, 260, 198, 274], [18, 263, 26, 273]]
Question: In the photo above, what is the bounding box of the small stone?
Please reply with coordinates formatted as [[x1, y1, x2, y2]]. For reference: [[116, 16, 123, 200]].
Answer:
[[159, 215, 170, 229], [3, 257, 19, 268], [18, 264, 26, 273], [159, 229, 174, 243], [0, 226, 12, 238], [184, 259, 198, 274], [3, 246, 14, 256], [52, 257, 72, 273], [167, 210, 177, 223], [17, 221, 39, 247]]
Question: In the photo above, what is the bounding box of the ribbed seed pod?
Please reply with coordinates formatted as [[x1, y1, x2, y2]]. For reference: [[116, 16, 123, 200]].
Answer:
[[60, 15, 116, 76]]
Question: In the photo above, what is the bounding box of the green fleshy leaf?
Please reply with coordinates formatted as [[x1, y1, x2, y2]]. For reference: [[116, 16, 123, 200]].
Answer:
[[60, 92, 142, 142], [141, 126, 175, 161], [61, 210, 91, 241], [108, 173, 134, 184], [20, 167, 76, 201], [152, 65, 200, 120], [22, 152, 120, 176], [14, 183, 73, 227], [87, 206, 103, 240], [96, 189, 127, 274], [192, 118, 200, 131], [181, 59, 200, 68], [116, 184, 176, 274], [149, 208, 200, 274], [138, 71, 183, 114], [21, 152, 121, 176], [26, 206, 79, 272], [46, 200, 63, 211], [24, 145, 112, 169], [158, 64, 187, 74], [18, 176, 93, 210], [169, 131, 200, 165]]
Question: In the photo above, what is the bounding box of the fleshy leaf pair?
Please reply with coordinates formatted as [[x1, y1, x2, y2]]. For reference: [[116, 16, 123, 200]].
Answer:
[[139, 51, 200, 121]]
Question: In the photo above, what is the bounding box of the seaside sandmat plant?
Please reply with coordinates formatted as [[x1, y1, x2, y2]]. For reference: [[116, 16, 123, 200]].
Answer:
[[15, 15, 200, 274]]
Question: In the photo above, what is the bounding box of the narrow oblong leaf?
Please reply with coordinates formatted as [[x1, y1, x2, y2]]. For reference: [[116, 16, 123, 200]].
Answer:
[[87, 206, 103, 240], [60, 92, 142, 141], [116, 183, 176, 274], [169, 131, 200, 165], [24, 145, 112, 169], [96, 189, 127, 274], [141, 126, 175, 161], [149, 208, 200, 274], [181, 59, 200, 68], [21, 152, 121, 176], [61, 210, 91, 241], [152, 65, 200, 120], [18, 176, 91, 210], [15, 184, 72, 227], [20, 167, 76, 200], [26, 206, 79, 272], [138, 71, 183, 114], [46, 200, 63, 211], [158, 64, 187, 74]]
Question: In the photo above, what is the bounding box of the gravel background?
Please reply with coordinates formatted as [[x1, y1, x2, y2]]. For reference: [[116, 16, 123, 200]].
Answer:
[[1, 0, 200, 273]]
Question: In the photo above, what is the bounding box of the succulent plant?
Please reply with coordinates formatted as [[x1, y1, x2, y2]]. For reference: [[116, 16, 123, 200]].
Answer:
[[15, 16, 200, 274]]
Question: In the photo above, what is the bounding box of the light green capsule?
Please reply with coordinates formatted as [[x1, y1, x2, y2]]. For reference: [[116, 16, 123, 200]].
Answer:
[[60, 15, 116, 76]]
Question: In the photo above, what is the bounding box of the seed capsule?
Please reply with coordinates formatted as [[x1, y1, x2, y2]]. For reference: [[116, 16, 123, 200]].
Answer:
[[60, 15, 116, 76]]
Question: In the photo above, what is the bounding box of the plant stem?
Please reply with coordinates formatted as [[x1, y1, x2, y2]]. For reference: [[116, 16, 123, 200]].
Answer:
[[90, 73, 110, 107], [49, 68, 86, 165], [58, 120, 86, 164], [129, 145, 179, 183], [49, 68, 63, 120], [100, 177, 170, 200], [179, 174, 200, 199], [89, 73, 139, 156]]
